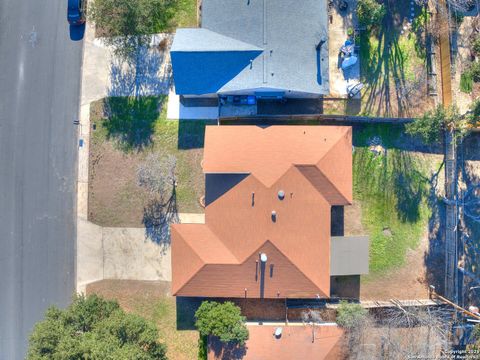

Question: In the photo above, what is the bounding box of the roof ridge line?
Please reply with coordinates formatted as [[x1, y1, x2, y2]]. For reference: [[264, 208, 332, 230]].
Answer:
[[295, 164, 349, 205], [242, 239, 325, 293]]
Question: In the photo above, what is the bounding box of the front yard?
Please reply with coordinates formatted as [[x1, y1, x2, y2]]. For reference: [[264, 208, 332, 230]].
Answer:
[[88, 96, 215, 227]]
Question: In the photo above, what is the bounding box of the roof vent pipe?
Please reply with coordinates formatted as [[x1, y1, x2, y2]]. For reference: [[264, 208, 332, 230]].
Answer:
[[271, 210, 277, 222]]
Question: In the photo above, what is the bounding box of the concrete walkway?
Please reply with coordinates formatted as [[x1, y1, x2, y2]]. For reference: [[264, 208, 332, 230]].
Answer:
[[76, 23, 204, 293], [167, 89, 219, 120]]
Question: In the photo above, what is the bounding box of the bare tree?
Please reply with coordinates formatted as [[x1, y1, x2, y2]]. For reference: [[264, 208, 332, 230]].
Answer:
[[301, 310, 325, 343], [343, 306, 453, 360], [137, 152, 177, 197], [137, 152, 178, 245]]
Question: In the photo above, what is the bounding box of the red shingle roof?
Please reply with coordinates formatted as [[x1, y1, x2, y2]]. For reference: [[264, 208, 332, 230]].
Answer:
[[172, 125, 352, 298]]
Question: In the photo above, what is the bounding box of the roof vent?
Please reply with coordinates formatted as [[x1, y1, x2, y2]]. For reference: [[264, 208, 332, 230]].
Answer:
[[260, 253, 268, 263], [271, 211, 277, 222], [278, 190, 285, 200], [274, 327, 283, 338]]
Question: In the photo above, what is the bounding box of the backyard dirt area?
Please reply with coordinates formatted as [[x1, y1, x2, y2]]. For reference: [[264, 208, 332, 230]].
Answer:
[[353, 124, 445, 300], [451, 13, 480, 113], [88, 97, 213, 227], [87, 280, 199, 360], [324, 0, 435, 117], [359, 0, 435, 117], [459, 133, 480, 307]]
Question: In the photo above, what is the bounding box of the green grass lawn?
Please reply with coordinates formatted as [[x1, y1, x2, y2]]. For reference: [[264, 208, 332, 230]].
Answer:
[[353, 124, 441, 276], [134, 297, 199, 360], [175, 0, 198, 27]]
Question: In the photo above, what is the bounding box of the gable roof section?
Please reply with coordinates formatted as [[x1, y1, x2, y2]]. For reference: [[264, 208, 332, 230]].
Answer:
[[171, 28, 263, 52], [171, 0, 329, 95], [171, 29, 263, 95], [203, 125, 352, 203]]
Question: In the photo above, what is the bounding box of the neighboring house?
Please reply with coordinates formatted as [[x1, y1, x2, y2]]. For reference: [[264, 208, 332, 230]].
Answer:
[[170, 0, 329, 100], [171, 126, 368, 300], [208, 324, 344, 360]]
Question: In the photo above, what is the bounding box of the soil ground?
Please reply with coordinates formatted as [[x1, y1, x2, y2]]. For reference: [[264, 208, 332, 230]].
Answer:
[[88, 98, 213, 227], [87, 280, 198, 360], [451, 13, 480, 113]]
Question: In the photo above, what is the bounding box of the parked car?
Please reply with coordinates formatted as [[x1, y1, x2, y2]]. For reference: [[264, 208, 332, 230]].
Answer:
[[67, 0, 86, 26]]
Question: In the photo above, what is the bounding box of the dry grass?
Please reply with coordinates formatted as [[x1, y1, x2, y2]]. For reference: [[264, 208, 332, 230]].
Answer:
[[87, 280, 199, 360]]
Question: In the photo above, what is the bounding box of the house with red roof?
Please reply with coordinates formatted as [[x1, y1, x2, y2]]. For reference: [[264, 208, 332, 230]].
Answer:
[[171, 125, 368, 300]]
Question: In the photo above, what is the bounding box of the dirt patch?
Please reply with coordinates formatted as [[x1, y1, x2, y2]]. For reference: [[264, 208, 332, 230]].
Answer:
[[360, 229, 431, 301], [89, 140, 150, 226], [344, 201, 366, 236]]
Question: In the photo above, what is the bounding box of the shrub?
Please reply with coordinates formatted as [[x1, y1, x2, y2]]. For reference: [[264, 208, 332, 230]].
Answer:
[[27, 294, 167, 360], [195, 301, 249, 346], [336, 301, 368, 329], [89, 0, 184, 59], [406, 105, 447, 144], [460, 70, 473, 93], [357, 0, 386, 29], [473, 36, 480, 55], [470, 61, 480, 82]]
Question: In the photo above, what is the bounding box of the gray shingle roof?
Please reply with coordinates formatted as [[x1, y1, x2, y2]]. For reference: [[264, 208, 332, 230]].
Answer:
[[171, 0, 329, 96]]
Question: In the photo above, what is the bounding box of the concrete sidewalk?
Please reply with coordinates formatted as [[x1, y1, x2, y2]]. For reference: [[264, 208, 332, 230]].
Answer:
[[76, 23, 203, 293]]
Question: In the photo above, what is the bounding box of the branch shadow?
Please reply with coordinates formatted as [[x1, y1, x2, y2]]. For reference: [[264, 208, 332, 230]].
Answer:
[[103, 96, 161, 151], [360, 0, 426, 117], [424, 161, 446, 294], [108, 42, 172, 98], [142, 187, 179, 254]]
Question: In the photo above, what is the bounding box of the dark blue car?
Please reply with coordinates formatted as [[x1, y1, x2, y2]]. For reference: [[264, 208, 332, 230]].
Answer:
[[67, 0, 86, 26]]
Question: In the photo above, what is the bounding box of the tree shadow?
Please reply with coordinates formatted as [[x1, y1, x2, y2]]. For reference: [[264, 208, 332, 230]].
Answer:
[[103, 96, 161, 151], [209, 338, 248, 360], [392, 151, 428, 223], [360, 0, 426, 117], [176, 296, 204, 330], [142, 188, 179, 254], [424, 161, 446, 294], [458, 134, 480, 304], [108, 43, 172, 98]]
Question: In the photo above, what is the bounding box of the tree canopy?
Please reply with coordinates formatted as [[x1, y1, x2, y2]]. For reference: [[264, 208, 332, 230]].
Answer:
[[406, 104, 478, 144], [88, 0, 184, 58], [356, 0, 386, 29], [27, 294, 167, 360], [195, 301, 249, 346]]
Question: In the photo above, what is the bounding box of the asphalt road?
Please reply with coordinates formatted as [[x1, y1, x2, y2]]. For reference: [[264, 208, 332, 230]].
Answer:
[[0, 0, 83, 358]]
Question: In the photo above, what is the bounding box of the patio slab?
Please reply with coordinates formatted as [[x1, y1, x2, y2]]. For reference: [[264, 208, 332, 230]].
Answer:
[[167, 90, 219, 120]]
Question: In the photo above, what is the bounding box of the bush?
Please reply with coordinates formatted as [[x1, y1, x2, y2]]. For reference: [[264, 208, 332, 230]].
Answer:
[[195, 301, 249, 346], [473, 36, 480, 56], [89, 0, 184, 58], [406, 105, 447, 144], [460, 70, 473, 93], [27, 294, 167, 360], [357, 0, 386, 29], [198, 335, 208, 360], [470, 61, 480, 82], [336, 301, 368, 329]]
